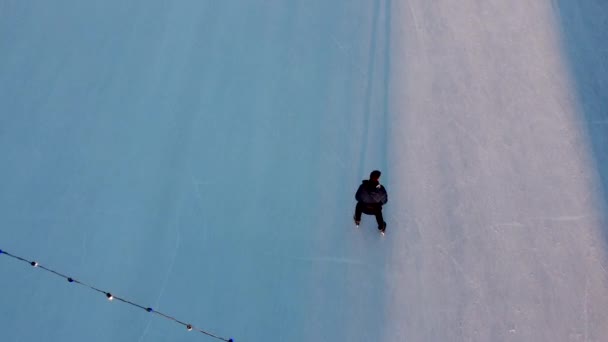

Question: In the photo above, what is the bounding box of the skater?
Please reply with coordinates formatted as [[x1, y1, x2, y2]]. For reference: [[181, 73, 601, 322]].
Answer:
[[354, 170, 388, 233]]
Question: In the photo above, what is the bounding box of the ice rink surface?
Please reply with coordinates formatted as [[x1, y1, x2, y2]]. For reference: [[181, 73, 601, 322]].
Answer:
[[1, 1, 607, 341]]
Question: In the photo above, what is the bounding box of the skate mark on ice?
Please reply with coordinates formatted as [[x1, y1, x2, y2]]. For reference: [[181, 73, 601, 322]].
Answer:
[[358, 0, 382, 177], [441, 222, 526, 249], [380, 0, 392, 174], [191, 176, 213, 243], [448, 118, 486, 151], [531, 214, 592, 223], [80, 229, 90, 268], [300, 256, 367, 266], [320, 149, 348, 169], [490, 214, 593, 231], [490, 222, 526, 233], [137, 206, 182, 342], [436, 245, 480, 290], [492, 222, 526, 227], [407, 0, 421, 39], [329, 35, 368, 79], [584, 275, 589, 342], [262, 252, 368, 267]]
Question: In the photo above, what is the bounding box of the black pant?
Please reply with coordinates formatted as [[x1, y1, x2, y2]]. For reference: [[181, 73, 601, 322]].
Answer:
[[354, 202, 384, 228]]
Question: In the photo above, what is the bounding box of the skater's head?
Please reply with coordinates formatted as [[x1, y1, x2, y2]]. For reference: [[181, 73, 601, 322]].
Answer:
[[369, 170, 381, 181]]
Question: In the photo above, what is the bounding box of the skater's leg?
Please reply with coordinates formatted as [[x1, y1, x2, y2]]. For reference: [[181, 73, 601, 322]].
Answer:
[[354, 202, 364, 224], [374, 209, 386, 230]]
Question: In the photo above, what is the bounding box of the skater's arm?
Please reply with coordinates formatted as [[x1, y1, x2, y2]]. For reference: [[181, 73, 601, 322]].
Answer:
[[378, 186, 388, 205], [355, 184, 365, 202]]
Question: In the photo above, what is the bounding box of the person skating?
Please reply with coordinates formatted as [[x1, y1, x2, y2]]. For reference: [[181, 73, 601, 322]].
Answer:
[[354, 170, 388, 234]]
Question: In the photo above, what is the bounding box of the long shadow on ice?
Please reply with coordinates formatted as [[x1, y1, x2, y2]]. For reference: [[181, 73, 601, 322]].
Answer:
[[552, 2, 608, 242]]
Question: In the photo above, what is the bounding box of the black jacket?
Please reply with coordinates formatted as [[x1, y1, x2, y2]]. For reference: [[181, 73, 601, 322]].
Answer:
[[355, 180, 388, 206]]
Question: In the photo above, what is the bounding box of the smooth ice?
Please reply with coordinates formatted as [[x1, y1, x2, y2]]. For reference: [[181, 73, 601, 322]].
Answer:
[[1, 1, 607, 341]]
